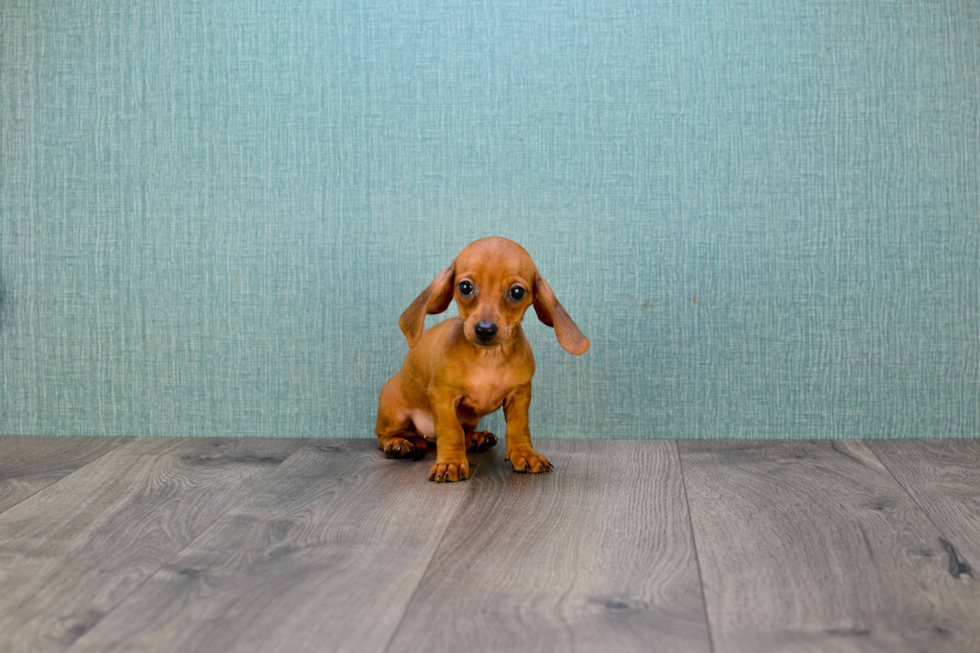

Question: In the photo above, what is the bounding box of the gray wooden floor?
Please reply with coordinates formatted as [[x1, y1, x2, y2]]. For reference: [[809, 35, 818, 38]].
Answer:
[[0, 437, 977, 653]]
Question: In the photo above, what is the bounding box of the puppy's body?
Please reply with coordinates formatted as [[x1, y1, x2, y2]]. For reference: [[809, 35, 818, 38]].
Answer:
[[375, 238, 587, 482], [377, 318, 533, 440]]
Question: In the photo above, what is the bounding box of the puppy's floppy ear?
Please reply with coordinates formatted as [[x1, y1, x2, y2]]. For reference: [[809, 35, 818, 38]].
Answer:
[[399, 263, 456, 348], [532, 274, 590, 355]]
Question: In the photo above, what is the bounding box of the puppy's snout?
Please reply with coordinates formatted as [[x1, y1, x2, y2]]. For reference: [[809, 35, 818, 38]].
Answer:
[[474, 321, 498, 342]]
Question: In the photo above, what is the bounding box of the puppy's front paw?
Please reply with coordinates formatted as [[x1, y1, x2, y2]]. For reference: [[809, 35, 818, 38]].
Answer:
[[428, 458, 469, 482], [505, 448, 553, 474]]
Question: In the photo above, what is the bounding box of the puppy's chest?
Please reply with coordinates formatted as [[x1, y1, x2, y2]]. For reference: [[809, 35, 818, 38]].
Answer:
[[460, 368, 526, 415]]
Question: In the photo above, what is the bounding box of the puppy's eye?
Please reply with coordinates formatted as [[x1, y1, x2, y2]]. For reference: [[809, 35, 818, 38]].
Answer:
[[508, 286, 526, 301], [458, 280, 474, 296]]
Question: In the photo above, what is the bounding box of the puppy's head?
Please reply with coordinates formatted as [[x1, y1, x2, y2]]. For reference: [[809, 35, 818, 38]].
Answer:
[[399, 237, 589, 355]]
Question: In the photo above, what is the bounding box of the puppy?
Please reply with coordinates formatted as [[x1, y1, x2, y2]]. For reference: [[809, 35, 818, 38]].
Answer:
[[375, 237, 589, 482]]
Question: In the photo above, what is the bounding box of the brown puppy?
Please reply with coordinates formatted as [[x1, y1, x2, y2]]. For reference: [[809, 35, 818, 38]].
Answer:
[[375, 237, 589, 482]]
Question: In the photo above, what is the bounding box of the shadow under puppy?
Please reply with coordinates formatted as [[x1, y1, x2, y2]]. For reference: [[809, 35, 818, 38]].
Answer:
[[376, 237, 589, 482]]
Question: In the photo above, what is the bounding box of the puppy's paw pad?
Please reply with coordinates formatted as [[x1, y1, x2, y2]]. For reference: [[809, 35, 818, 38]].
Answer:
[[506, 450, 552, 474], [428, 460, 469, 482], [466, 431, 498, 452]]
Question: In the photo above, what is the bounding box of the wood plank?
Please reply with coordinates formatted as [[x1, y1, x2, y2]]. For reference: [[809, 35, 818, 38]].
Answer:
[[65, 439, 475, 653], [0, 436, 306, 653], [0, 436, 133, 514], [386, 440, 712, 653], [678, 440, 980, 653], [866, 439, 980, 571]]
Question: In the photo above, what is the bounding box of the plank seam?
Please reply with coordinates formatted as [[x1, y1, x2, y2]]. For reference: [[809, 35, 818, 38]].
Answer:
[[380, 457, 485, 653], [675, 440, 718, 653], [863, 439, 978, 569], [0, 436, 136, 517], [61, 437, 313, 653]]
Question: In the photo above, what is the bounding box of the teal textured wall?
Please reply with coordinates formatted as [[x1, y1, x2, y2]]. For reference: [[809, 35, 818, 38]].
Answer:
[[1, 1, 978, 439]]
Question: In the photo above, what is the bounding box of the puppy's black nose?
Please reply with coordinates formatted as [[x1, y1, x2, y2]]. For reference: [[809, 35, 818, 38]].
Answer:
[[475, 322, 498, 342]]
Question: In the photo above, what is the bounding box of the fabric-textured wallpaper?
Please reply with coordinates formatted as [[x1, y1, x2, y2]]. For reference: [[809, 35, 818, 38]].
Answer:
[[1, 1, 977, 439]]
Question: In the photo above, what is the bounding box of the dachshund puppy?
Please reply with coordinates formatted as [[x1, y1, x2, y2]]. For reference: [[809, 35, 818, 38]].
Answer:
[[375, 237, 589, 482]]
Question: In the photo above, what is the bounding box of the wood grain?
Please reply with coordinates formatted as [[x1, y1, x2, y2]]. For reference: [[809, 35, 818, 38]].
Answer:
[[386, 440, 711, 653], [678, 440, 980, 653], [65, 439, 476, 653], [867, 439, 980, 572], [0, 436, 133, 514], [0, 436, 305, 653]]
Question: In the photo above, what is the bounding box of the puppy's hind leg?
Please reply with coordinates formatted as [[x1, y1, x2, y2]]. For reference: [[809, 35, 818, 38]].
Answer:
[[376, 375, 429, 460], [378, 432, 428, 460], [464, 427, 498, 452]]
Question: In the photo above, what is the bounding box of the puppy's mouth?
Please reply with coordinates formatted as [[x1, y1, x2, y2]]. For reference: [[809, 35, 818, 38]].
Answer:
[[468, 336, 500, 349]]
